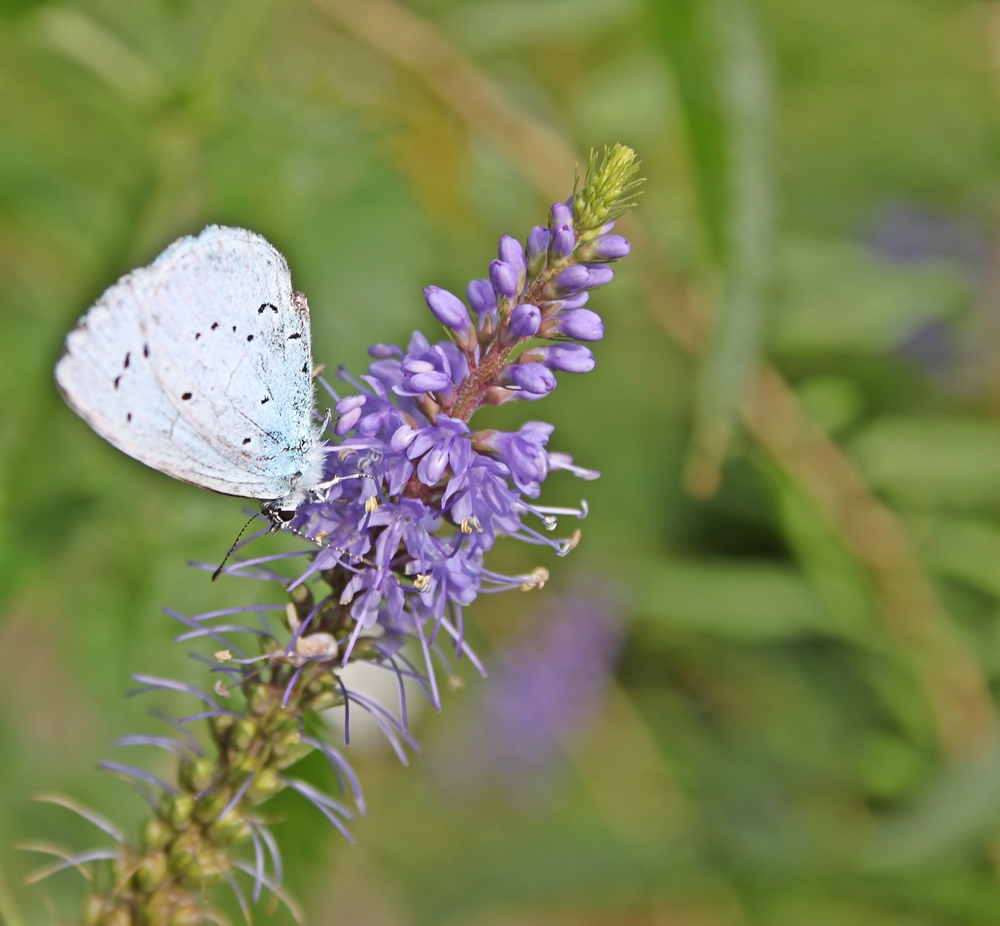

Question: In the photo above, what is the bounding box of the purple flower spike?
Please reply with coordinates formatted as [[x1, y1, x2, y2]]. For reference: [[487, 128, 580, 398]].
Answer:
[[498, 235, 526, 276], [489, 260, 520, 299], [424, 286, 472, 333], [527, 226, 550, 278], [509, 303, 541, 339], [550, 201, 573, 227], [545, 309, 604, 342], [506, 362, 556, 396], [535, 343, 596, 373], [550, 223, 575, 260]]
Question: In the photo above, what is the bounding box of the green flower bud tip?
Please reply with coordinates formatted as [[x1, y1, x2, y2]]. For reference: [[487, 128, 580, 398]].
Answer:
[[142, 816, 173, 851], [167, 793, 195, 829], [179, 756, 215, 794], [232, 716, 257, 750], [83, 894, 106, 926], [134, 851, 168, 890], [248, 766, 282, 800], [573, 144, 644, 232]]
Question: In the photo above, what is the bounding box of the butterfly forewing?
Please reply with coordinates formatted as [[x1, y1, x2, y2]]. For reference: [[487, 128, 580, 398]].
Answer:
[[55, 226, 318, 501], [138, 228, 316, 498], [55, 264, 275, 495]]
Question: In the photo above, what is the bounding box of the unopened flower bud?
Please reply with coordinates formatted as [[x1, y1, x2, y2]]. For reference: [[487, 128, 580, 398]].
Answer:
[[509, 303, 541, 339], [489, 260, 520, 298], [543, 308, 605, 341], [550, 223, 575, 260], [582, 234, 630, 260], [423, 286, 473, 334], [537, 343, 596, 372], [368, 343, 402, 359], [498, 235, 526, 275], [467, 278, 495, 317], [553, 265, 591, 294], [549, 200, 573, 228], [335, 394, 366, 435], [506, 362, 557, 396], [400, 358, 451, 393], [584, 264, 615, 287], [527, 226, 550, 278]]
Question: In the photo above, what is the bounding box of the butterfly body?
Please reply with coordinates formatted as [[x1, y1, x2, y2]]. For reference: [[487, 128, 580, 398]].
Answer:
[[55, 226, 328, 519]]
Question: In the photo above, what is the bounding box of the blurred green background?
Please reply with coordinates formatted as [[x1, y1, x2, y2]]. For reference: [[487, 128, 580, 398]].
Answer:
[[6, 0, 1000, 923]]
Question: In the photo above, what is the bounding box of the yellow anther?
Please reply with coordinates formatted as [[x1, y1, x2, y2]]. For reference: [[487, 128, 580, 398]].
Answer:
[[460, 516, 483, 534], [214, 680, 231, 698], [314, 530, 329, 543], [214, 650, 232, 663], [520, 567, 549, 591], [414, 574, 431, 591], [364, 496, 379, 514], [285, 602, 301, 633], [568, 529, 582, 550], [294, 632, 339, 663]]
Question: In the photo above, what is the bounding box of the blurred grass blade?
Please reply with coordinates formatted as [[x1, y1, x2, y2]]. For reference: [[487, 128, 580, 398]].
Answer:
[[645, 0, 729, 256], [648, 0, 775, 495], [920, 517, 1000, 598], [32, 7, 163, 105], [866, 744, 1000, 869], [0, 862, 25, 926], [772, 468, 877, 640], [636, 558, 827, 640], [852, 417, 1000, 508]]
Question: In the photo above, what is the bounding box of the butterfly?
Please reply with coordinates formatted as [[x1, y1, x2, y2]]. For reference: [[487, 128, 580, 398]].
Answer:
[[54, 225, 332, 527]]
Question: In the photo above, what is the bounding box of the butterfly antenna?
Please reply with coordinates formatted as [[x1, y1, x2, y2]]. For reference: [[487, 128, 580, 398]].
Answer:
[[212, 514, 261, 582]]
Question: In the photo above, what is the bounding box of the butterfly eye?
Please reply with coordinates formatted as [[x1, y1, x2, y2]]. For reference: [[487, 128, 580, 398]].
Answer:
[[277, 510, 295, 523]]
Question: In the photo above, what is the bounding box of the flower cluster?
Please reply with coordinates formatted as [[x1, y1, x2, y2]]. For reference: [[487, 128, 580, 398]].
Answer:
[[272, 145, 640, 681], [32, 146, 641, 926]]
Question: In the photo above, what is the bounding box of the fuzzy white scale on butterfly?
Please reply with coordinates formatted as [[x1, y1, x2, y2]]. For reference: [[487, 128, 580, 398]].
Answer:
[[54, 226, 328, 509]]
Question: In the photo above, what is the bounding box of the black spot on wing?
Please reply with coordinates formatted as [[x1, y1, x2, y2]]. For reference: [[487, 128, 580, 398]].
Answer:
[[195, 332, 201, 340], [143, 344, 150, 358], [126, 412, 132, 422], [232, 325, 237, 332], [261, 396, 270, 405], [243, 437, 251, 445], [182, 392, 192, 401], [302, 363, 308, 374], [114, 375, 121, 390], [259, 302, 278, 314], [288, 332, 302, 340], [246, 334, 254, 342], [211, 322, 219, 330], [123, 352, 130, 369]]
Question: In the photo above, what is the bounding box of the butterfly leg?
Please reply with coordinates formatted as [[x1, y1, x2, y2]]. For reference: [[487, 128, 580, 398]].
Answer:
[[312, 472, 372, 502]]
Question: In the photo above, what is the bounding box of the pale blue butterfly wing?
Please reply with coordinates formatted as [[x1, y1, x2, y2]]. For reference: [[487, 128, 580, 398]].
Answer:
[[55, 226, 324, 505]]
